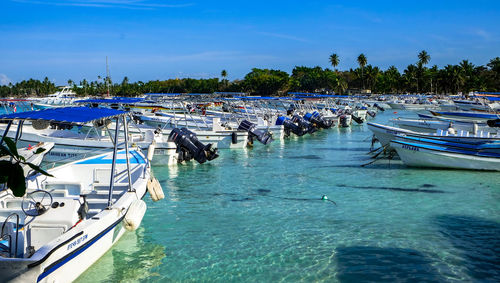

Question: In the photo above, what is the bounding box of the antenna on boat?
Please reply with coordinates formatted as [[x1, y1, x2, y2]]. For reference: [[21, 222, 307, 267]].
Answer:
[[106, 56, 111, 97]]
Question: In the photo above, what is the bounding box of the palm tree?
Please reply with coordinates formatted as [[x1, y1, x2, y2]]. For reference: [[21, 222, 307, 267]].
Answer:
[[221, 70, 228, 90], [357, 53, 367, 89], [444, 65, 464, 94], [460, 60, 475, 93], [417, 50, 430, 93], [418, 50, 430, 66], [329, 53, 339, 71]]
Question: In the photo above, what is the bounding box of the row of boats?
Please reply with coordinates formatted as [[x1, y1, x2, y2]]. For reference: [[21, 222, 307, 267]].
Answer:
[[0, 90, 499, 282], [0, 92, 385, 282]]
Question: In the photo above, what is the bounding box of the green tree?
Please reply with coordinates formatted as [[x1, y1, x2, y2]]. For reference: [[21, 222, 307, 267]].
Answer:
[[244, 68, 289, 96], [329, 53, 339, 71], [417, 50, 430, 92], [357, 53, 367, 89]]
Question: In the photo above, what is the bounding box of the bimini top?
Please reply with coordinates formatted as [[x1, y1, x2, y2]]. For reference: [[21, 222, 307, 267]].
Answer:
[[75, 97, 144, 104], [0, 107, 127, 124]]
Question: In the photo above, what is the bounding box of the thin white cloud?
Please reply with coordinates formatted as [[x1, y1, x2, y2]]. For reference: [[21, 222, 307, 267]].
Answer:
[[257, 32, 309, 43], [0, 74, 12, 86], [473, 29, 492, 41], [10, 0, 194, 9]]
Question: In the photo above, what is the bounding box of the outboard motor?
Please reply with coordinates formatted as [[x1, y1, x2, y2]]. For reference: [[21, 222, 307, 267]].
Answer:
[[487, 119, 500, 127], [373, 103, 385, 111], [346, 110, 364, 124], [168, 128, 219, 164], [339, 115, 350, 128], [237, 120, 273, 145], [292, 115, 317, 134], [287, 104, 295, 116], [276, 116, 307, 136], [303, 111, 333, 129], [132, 112, 144, 124], [367, 110, 377, 118]]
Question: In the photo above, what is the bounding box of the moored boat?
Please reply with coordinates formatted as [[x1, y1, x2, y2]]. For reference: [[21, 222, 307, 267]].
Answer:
[[0, 107, 164, 282]]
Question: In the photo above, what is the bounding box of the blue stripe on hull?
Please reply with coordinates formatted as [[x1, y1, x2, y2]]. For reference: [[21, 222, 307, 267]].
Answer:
[[76, 150, 145, 165], [36, 218, 123, 282]]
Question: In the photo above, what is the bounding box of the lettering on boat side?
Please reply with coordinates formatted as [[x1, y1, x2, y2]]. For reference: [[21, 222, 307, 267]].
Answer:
[[67, 234, 88, 250], [49, 152, 79, 157], [402, 144, 419, 151]]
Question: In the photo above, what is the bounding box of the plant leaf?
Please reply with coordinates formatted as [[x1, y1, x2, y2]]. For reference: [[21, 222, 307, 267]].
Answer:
[[34, 148, 46, 154], [0, 144, 14, 158], [27, 162, 53, 177], [3, 137, 19, 158], [7, 163, 26, 197]]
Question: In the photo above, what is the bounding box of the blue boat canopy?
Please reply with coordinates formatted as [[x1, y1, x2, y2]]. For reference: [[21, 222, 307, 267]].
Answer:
[[0, 107, 127, 124], [75, 98, 144, 104]]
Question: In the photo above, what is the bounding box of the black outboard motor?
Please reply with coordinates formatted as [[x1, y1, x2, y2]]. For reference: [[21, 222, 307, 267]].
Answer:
[[132, 112, 144, 124], [346, 110, 364, 124], [292, 115, 317, 134], [237, 120, 273, 145], [168, 128, 219, 164], [339, 115, 350, 128], [487, 119, 500, 127], [276, 116, 308, 136], [373, 103, 385, 111], [303, 111, 333, 129], [287, 104, 295, 116], [367, 110, 377, 118]]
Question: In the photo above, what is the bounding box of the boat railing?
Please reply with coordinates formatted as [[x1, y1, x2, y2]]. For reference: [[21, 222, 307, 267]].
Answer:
[[1, 213, 20, 258]]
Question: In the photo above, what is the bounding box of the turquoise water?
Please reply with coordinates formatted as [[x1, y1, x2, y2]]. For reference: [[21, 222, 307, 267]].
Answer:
[[77, 111, 500, 282]]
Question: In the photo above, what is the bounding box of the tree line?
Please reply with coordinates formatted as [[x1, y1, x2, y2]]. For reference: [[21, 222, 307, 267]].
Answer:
[[1, 51, 499, 97]]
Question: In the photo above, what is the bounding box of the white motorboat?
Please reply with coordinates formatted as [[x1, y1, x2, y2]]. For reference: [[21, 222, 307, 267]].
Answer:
[[367, 122, 499, 147], [30, 86, 81, 109], [391, 117, 498, 135], [391, 137, 500, 171], [0, 107, 163, 282]]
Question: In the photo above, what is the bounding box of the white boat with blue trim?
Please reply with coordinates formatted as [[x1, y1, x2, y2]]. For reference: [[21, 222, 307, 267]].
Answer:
[[0, 107, 164, 282], [391, 136, 500, 171]]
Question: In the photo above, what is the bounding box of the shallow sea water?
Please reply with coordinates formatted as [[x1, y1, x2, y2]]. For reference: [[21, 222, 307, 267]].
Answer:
[[77, 110, 500, 282]]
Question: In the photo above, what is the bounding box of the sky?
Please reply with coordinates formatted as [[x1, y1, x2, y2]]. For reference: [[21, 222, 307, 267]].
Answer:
[[1, 0, 499, 85]]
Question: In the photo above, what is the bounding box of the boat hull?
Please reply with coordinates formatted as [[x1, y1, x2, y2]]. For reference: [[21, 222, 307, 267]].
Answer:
[[391, 141, 500, 171]]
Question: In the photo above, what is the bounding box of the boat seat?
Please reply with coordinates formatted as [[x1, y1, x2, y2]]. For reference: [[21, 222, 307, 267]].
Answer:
[[28, 198, 80, 250], [3, 199, 24, 210], [93, 168, 117, 184], [42, 182, 89, 197]]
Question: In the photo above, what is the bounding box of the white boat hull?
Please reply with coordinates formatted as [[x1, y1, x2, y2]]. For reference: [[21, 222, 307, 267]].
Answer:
[[391, 141, 500, 171]]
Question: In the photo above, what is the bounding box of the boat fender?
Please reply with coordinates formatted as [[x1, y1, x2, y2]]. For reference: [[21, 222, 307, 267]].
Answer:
[[231, 132, 237, 144], [147, 177, 165, 202], [123, 199, 147, 231], [147, 141, 156, 161]]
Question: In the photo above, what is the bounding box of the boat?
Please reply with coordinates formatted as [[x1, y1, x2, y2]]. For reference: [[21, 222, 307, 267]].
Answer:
[[0, 142, 55, 175], [429, 110, 500, 121], [391, 117, 497, 135], [391, 136, 500, 171], [367, 122, 499, 147], [30, 86, 80, 109], [0, 107, 163, 282], [0, 107, 222, 166]]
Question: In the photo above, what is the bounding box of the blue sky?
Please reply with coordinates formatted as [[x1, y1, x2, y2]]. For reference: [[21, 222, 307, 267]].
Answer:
[[1, 0, 499, 85]]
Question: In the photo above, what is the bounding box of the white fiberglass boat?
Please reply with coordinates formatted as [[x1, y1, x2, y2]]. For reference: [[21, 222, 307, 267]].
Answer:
[[367, 122, 499, 147], [391, 137, 500, 171], [0, 107, 163, 282]]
